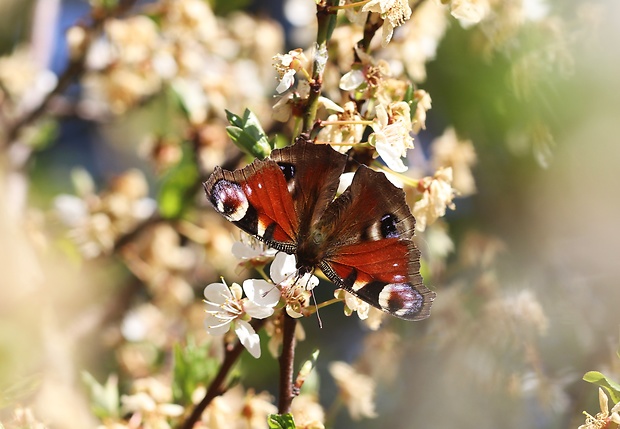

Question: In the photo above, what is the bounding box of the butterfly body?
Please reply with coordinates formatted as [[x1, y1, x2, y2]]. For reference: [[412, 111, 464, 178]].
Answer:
[[204, 141, 435, 321]]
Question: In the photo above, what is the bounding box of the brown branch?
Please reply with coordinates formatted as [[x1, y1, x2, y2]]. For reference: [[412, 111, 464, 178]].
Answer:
[[178, 318, 267, 429], [278, 313, 298, 414], [2, 0, 139, 148], [113, 213, 165, 252], [356, 0, 427, 54], [301, 1, 338, 134], [357, 13, 384, 54]]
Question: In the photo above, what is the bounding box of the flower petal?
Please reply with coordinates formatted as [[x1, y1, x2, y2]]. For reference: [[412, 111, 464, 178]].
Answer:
[[203, 282, 232, 304], [374, 104, 389, 128], [339, 69, 365, 91], [235, 320, 261, 358], [204, 314, 231, 336], [54, 195, 88, 227], [270, 253, 297, 283], [337, 172, 355, 195], [318, 96, 345, 113], [272, 94, 293, 122], [598, 388, 609, 415], [286, 306, 304, 319], [375, 138, 408, 172], [231, 241, 260, 259], [276, 69, 296, 93], [244, 301, 275, 319], [243, 279, 281, 307], [300, 273, 319, 291]]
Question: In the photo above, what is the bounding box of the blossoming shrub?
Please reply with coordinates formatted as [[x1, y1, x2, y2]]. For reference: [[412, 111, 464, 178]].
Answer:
[[0, 0, 611, 428]]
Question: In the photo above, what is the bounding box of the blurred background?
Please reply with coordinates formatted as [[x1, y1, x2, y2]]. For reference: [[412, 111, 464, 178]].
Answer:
[[1, 0, 619, 428]]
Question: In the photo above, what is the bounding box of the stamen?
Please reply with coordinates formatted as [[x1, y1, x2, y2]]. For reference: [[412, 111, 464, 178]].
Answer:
[[207, 317, 235, 329]]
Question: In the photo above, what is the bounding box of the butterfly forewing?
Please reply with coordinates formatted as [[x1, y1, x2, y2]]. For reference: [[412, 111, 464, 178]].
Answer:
[[204, 158, 299, 252], [270, 142, 347, 229]]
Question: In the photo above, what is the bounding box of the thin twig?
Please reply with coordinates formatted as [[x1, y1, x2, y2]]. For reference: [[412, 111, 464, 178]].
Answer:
[[301, 1, 338, 134], [178, 318, 267, 429], [113, 213, 165, 252], [358, 13, 384, 53], [278, 313, 298, 414]]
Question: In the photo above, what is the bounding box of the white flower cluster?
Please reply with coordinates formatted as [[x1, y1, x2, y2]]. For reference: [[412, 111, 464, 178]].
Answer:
[[203, 249, 318, 358]]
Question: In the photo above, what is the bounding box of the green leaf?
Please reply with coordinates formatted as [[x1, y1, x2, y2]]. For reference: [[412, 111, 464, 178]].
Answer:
[[403, 83, 418, 121], [81, 372, 120, 419], [268, 413, 296, 429], [90, 0, 119, 10], [295, 350, 319, 391], [583, 371, 620, 403], [157, 145, 199, 219], [324, 0, 340, 42], [71, 167, 95, 197], [212, 0, 252, 15], [225, 109, 272, 159], [27, 119, 58, 150], [172, 338, 220, 405]]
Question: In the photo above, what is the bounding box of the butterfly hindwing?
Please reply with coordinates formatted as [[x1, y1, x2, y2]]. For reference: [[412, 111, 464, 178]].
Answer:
[[317, 166, 435, 320]]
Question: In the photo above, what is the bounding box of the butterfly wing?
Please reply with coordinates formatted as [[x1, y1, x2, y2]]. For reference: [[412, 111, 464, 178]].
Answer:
[[205, 142, 435, 321], [203, 141, 347, 253], [317, 166, 435, 321], [269, 141, 347, 230]]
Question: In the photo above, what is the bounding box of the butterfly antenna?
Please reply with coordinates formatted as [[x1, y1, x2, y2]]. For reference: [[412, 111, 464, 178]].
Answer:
[[301, 273, 323, 329], [261, 284, 278, 299], [310, 288, 323, 329], [258, 274, 279, 299]]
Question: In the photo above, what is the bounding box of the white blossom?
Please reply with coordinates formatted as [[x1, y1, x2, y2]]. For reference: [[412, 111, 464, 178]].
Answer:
[[203, 279, 280, 358], [369, 102, 414, 172], [270, 253, 318, 318]]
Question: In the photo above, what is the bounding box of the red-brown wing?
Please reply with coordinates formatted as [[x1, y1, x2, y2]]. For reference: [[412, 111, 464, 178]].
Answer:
[[204, 157, 299, 252], [269, 141, 347, 231], [317, 165, 435, 321], [204, 141, 348, 253]]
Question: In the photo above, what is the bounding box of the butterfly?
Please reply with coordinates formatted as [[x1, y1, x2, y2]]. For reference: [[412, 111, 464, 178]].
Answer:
[[203, 140, 435, 321]]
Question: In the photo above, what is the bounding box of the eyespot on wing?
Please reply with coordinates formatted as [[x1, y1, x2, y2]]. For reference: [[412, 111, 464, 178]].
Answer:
[[209, 179, 249, 222]]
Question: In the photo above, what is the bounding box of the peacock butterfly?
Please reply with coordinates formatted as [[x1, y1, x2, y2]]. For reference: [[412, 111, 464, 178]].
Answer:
[[203, 140, 435, 321]]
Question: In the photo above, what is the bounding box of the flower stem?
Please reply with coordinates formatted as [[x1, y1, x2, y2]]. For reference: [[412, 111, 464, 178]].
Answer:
[[301, 1, 338, 134], [359, 11, 384, 52], [178, 318, 266, 429], [376, 165, 420, 188], [277, 313, 298, 413], [256, 266, 270, 282], [315, 298, 342, 311], [320, 120, 374, 126], [329, 0, 370, 10]]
